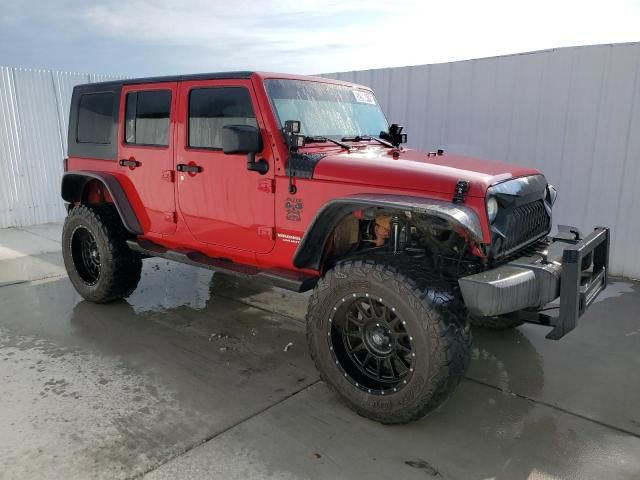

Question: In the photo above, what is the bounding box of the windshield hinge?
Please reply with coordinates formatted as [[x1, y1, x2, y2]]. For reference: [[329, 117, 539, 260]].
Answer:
[[257, 226, 274, 240], [258, 178, 275, 193], [453, 180, 469, 204]]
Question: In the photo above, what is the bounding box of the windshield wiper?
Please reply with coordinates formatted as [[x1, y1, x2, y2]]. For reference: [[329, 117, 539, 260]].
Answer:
[[341, 135, 393, 148], [304, 136, 352, 150]]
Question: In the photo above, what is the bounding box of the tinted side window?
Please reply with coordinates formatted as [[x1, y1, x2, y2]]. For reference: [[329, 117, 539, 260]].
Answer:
[[189, 87, 257, 149], [125, 90, 171, 146], [77, 92, 114, 144]]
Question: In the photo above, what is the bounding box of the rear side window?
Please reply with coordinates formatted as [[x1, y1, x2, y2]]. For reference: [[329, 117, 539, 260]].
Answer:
[[188, 87, 256, 149], [125, 90, 171, 146], [77, 92, 114, 144]]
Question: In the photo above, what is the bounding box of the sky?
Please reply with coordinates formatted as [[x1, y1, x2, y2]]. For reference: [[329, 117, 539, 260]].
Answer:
[[1, 0, 639, 77]]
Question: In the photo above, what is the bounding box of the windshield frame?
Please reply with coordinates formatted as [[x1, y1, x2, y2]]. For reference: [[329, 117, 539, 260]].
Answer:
[[263, 78, 389, 142]]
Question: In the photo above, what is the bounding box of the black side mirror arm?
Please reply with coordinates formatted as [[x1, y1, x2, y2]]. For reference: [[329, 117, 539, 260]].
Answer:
[[247, 152, 269, 174]]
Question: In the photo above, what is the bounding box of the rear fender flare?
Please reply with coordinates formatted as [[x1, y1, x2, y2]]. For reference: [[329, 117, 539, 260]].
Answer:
[[293, 194, 483, 271], [61, 172, 142, 235]]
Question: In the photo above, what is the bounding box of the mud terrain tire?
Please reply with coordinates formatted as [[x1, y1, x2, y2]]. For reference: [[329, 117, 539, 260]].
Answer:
[[62, 205, 142, 303], [306, 257, 471, 424]]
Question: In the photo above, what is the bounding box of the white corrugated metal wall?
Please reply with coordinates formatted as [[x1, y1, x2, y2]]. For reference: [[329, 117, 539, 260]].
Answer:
[[0, 43, 639, 276], [0, 67, 119, 229], [323, 43, 640, 278]]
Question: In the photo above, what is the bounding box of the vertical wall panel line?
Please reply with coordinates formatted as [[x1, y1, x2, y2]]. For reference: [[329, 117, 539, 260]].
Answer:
[[50, 70, 67, 167]]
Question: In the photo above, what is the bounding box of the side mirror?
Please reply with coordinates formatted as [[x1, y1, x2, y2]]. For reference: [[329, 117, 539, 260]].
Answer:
[[221, 125, 268, 174], [222, 125, 262, 154]]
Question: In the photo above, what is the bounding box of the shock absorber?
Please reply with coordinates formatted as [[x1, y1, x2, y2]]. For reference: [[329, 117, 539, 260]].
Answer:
[[390, 215, 401, 254]]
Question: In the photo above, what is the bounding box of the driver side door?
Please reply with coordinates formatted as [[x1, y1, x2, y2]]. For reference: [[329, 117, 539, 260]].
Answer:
[[176, 79, 276, 254]]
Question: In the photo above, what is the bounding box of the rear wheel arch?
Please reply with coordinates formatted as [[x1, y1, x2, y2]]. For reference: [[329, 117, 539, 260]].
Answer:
[[293, 195, 484, 271], [61, 172, 142, 235]]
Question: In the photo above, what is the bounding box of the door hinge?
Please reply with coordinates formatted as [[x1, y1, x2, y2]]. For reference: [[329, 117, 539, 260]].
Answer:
[[162, 170, 175, 182], [258, 178, 275, 193], [164, 211, 177, 223], [257, 226, 274, 240]]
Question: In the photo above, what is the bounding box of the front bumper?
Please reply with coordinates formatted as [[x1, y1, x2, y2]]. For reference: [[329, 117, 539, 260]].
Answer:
[[458, 226, 610, 339]]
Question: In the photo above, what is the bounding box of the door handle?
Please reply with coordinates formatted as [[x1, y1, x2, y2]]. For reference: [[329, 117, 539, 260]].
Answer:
[[176, 164, 203, 173], [119, 158, 140, 168]]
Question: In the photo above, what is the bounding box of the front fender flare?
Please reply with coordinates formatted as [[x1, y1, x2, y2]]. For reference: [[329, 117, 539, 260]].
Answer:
[[61, 171, 142, 235], [293, 194, 483, 270]]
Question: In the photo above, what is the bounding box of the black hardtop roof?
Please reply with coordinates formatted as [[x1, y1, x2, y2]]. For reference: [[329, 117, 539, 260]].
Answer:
[[76, 71, 255, 90], [72, 71, 368, 92]]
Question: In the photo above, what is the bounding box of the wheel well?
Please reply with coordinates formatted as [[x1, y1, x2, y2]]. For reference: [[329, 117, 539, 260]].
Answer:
[[81, 179, 113, 205], [61, 172, 142, 235], [293, 199, 485, 275]]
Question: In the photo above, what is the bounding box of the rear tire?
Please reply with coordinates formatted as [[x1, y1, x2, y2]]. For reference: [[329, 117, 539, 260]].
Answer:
[[62, 204, 142, 303], [306, 257, 471, 424]]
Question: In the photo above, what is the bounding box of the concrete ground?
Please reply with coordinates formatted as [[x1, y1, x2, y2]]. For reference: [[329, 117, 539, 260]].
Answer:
[[0, 223, 639, 480]]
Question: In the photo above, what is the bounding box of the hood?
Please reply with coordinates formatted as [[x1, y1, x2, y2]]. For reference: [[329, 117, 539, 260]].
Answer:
[[311, 147, 540, 197]]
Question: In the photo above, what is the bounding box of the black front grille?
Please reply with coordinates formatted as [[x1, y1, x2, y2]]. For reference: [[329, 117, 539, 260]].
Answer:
[[500, 200, 550, 254]]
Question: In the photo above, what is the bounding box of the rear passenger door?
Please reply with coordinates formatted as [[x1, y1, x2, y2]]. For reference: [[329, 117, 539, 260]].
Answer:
[[118, 82, 177, 235], [175, 79, 275, 253]]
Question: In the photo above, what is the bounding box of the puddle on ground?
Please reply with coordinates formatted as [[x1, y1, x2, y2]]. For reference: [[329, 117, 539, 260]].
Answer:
[[0, 260, 319, 479], [0, 327, 212, 479], [592, 280, 636, 303]]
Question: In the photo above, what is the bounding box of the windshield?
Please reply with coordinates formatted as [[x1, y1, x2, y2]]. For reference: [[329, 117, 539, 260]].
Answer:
[[264, 79, 388, 140]]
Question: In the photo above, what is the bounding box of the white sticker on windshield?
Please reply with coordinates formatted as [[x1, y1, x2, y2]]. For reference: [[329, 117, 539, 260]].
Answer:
[[353, 90, 376, 105]]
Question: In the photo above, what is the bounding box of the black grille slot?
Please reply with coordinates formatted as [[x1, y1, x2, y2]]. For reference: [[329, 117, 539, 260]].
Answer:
[[500, 200, 550, 254]]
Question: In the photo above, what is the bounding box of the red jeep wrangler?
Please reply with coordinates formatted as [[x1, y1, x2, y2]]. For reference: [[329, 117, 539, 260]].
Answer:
[[61, 72, 610, 423]]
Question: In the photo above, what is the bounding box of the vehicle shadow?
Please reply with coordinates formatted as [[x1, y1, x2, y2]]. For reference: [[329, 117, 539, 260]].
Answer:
[[468, 326, 545, 397]]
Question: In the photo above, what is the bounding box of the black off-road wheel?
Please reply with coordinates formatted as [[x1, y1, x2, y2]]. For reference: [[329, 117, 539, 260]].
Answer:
[[306, 257, 472, 424], [470, 314, 524, 330], [62, 204, 142, 303]]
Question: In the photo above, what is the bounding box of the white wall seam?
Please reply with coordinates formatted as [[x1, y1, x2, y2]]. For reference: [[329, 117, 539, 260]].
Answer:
[[50, 71, 67, 167]]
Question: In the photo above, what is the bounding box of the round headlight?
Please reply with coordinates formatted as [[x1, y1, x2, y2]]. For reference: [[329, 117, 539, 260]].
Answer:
[[546, 184, 558, 206], [486, 197, 499, 223]]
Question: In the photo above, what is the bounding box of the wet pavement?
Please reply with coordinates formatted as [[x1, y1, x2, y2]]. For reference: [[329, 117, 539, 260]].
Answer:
[[1, 223, 639, 479]]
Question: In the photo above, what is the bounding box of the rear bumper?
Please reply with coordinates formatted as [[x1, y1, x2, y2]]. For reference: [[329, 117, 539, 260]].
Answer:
[[458, 226, 610, 339]]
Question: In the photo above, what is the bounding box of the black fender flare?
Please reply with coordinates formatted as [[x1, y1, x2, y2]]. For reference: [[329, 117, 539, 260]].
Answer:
[[293, 194, 483, 270], [61, 171, 142, 235]]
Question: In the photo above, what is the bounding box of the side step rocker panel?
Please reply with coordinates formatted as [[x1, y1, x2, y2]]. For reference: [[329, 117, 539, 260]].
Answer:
[[126, 239, 318, 293]]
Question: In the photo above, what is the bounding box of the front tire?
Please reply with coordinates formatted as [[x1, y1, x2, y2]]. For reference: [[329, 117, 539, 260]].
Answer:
[[62, 204, 142, 303], [306, 258, 471, 424]]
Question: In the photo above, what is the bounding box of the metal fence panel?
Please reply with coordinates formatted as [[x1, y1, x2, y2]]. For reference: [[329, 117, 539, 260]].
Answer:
[[0, 67, 119, 229], [11, 69, 66, 226], [0, 67, 21, 228], [323, 43, 640, 278]]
